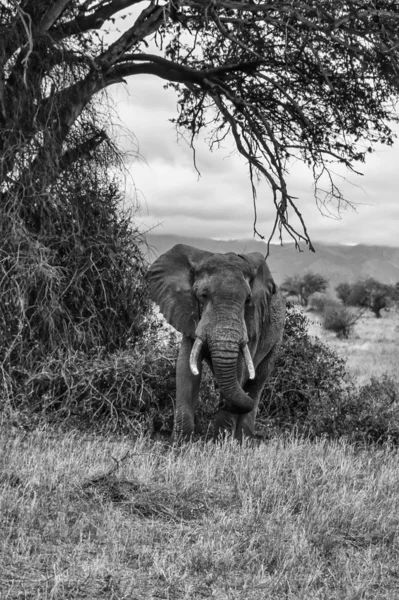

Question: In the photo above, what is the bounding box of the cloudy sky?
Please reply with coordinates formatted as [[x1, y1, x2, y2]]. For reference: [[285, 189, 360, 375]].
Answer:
[[111, 74, 399, 248]]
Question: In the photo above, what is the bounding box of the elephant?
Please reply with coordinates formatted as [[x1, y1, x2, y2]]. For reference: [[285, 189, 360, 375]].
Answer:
[[147, 244, 285, 441]]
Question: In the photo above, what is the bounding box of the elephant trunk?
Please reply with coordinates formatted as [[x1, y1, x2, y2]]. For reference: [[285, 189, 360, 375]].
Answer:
[[207, 336, 255, 414]]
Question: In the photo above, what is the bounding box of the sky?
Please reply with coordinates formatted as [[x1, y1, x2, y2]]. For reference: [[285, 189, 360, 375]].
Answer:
[[111, 73, 399, 248]]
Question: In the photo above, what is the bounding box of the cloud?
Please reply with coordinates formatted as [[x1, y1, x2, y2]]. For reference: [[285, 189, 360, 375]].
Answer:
[[110, 76, 399, 247]]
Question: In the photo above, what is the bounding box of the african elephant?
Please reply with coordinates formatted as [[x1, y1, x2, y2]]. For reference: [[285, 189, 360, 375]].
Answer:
[[148, 244, 285, 441]]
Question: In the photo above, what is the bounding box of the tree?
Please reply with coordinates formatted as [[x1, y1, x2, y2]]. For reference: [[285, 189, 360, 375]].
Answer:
[[335, 282, 353, 306], [281, 272, 328, 307], [348, 278, 394, 318], [2, 1, 399, 248], [323, 302, 361, 339]]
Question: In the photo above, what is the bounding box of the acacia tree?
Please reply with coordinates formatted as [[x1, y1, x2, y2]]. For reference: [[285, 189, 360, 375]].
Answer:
[[348, 278, 395, 318], [281, 272, 328, 307], [2, 1, 399, 248], [336, 282, 353, 305]]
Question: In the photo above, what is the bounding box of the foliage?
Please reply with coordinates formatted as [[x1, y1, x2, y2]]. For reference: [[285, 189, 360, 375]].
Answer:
[[259, 305, 399, 445], [0, 151, 152, 427], [259, 304, 349, 433], [323, 302, 362, 339], [2, 315, 179, 435], [307, 292, 334, 313], [2, 1, 399, 246], [308, 374, 399, 445], [3, 301, 399, 447], [348, 278, 395, 318], [281, 272, 329, 306], [0, 162, 149, 364], [335, 282, 353, 305]]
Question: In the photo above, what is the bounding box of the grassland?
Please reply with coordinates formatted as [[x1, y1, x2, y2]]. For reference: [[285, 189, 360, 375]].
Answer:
[[1, 426, 399, 599], [1, 309, 399, 599], [306, 309, 399, 385]]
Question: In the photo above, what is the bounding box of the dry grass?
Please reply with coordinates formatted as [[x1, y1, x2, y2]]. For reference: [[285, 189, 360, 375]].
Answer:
[[306, 309, 399, 385], [1, 426, 399, 599]]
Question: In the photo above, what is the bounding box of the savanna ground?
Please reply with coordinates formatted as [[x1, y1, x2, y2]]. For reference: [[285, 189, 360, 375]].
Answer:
[[307, 309, 399, 385], [1, 309, 399, 599]]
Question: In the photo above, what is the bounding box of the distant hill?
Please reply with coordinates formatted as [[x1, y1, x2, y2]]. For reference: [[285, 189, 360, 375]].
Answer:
[[145, 234, 399, 287]]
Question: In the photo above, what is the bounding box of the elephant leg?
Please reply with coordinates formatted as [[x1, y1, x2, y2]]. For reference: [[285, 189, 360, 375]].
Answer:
[[235, 345, 280, 441], [174, 336, 202, 441], [213, 400, 239, 440]]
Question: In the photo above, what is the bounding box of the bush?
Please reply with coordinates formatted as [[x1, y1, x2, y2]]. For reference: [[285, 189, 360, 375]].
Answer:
[[307, 292, 334, 313], [1, 158, 153, 425], [323, 302, 361, 338], [4, 300, 398, 446], [307, 374, 399, 445], [0, 170, 149, 367], [256, 305, 399, 445], [2, 315, 179, 435], [258, 304, 350, 436]]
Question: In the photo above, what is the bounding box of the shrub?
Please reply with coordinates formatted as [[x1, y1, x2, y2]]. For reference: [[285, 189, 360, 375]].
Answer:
[[307, 292, 334, 313], [1, 158, 152, 424], [2, 314, 179, 435], [4, 299, 398, 446], [307, 374, 399, 445], [258, 304, 350, 435], [255, 305, 399, 445], [323, 302, 361, 338], [0, 170, 149, 367]]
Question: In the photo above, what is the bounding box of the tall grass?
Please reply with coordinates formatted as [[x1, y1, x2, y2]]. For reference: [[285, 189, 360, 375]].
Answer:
[[1, 426, 398, 599]]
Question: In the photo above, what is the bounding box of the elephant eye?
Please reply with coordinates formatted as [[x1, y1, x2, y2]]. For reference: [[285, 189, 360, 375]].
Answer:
[[197, 290, 208, 303], [245, 293, 252, 304]]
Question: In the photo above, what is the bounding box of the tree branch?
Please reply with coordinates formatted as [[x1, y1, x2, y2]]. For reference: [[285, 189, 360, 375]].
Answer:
[[58, 130, 109, 171], [52, 0, 144, 39], [97, 3, 164, 68], [38, 0, 72, 33]]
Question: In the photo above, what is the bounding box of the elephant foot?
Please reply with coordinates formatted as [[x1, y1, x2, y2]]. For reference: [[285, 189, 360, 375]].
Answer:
[[214, 409, 238, 441], [214, 409, 256, 442]]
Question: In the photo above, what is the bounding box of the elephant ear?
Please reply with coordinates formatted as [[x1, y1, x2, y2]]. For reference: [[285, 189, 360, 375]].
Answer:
[[147, 244, 213, 336], [239, 252, 276, 306]]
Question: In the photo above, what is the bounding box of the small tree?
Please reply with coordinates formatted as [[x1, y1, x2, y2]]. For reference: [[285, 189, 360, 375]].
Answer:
[[323, 302, 362, 339], [281, 272, 328, 307], [348, 279, 394, 318], [335, 282, 353, 306]]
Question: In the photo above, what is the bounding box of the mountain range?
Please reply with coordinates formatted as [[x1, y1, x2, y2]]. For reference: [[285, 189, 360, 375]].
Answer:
[[145, 234, 399, 287]]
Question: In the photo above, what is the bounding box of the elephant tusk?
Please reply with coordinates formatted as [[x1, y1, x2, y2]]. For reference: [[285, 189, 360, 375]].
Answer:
[[189, 338, 203, 376], [242, 344, 255, 379]]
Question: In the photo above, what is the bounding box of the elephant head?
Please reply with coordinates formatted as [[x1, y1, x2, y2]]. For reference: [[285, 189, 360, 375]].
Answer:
[[147, 244, 276, 415]]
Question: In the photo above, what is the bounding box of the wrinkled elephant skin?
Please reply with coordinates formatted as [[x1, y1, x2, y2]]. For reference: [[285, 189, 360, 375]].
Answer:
[[147, 244, 285, 441]]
